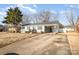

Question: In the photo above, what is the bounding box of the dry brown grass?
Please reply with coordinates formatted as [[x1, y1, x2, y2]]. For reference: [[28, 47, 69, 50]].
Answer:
[[0, 32, 38, 48], [66, 32, 79, 54]]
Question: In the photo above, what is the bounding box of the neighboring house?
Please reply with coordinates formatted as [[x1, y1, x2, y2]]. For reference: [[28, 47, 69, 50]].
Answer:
[[76, 24, 79, 32], [0, 24, 8, 32], [58, 28, 63, 33], [0, 25, 4, 32], [63, 26, 75, 33], [3, 25, 8, 32], [76, 20, 79, 32], [21, 23, 59, 33]]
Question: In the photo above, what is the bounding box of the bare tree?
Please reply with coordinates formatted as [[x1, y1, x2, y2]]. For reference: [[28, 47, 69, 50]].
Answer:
[[38, 10, 57, 23], [22, 14, 39, 24], [39, 11, 52, 23], [76, 17, 79, 32], [32, 14, 39, 24], [27, 10, 55, 24], [22, 10, 59, 24], [28, 14, 37, 24], [65, 9, 77, 28], [22, 14, 30, 24], [75, 17, 79, 26]]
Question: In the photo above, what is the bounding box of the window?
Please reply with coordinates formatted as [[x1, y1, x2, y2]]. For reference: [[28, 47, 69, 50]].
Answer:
[[38, 26, 42, 30]]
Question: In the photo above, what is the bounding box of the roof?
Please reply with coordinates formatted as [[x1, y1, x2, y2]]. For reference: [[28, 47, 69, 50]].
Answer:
[[22, 23, 58, 26], [21, 21, 60, 26], [64, 25, 74, 28]]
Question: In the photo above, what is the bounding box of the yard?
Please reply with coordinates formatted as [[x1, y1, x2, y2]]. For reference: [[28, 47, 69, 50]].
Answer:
[[0, 32, 71, 55], [66, 32, 79, 54], [0, 32, 39, 48], [0, 32, 78, 55]]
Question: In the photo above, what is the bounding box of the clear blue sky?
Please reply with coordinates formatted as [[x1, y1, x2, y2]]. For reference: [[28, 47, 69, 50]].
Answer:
[[0, 4, 79, 25]]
